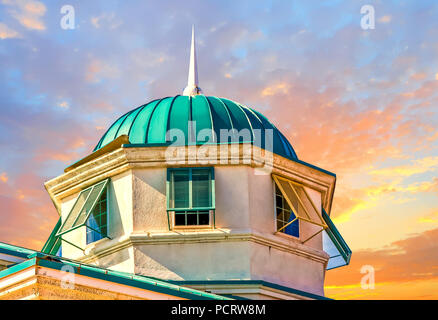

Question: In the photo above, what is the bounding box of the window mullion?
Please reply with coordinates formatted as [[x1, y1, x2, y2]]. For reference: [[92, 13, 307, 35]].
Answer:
[[189, 168, 193, 209]]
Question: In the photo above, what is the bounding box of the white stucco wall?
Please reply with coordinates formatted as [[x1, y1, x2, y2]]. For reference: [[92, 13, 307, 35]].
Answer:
[[129, 165, 326, 295], [249, 241, 325, 295], [214, 166, 251, 230], [57, 164, 327, 295], [134, 241, 252, 281], [132, 168, 167, 232]]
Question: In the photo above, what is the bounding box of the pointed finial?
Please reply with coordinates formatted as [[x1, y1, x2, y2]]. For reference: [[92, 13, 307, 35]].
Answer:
[[183, 25, 203, 96]]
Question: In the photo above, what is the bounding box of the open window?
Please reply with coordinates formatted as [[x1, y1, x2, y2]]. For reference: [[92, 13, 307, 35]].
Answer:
[[275, 183, 300, 238], [167, 167, 215, 229], [272, 174, 351, 270], [47, 179, 110, 253], [86, 185, 108, 244], [322, 209, 352, 269], [273, 174, 327, 243]]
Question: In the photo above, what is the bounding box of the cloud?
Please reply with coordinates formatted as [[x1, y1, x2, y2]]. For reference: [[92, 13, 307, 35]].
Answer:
[[85, 59, 120, 83], [418, 210, 438, 224], [402, 178, 438, 194], [325, 227, 438, 299], [371, 156, 438, 177], [0, 22, 21, 39], [379, 15, 392, 24], [90, 13, 123, 30], [2, 0, 47, 31], [0, 172, 8, 183], [57, 101, 69, 109], [261, 82, 291, 97], [0, 171, 58, 250]]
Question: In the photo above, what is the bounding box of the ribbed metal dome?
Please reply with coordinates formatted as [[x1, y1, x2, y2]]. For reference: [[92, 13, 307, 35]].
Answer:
[[94, 95, 298, 161]]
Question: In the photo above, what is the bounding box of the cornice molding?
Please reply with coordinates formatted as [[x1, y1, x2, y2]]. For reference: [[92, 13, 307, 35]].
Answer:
[[79, 230, 330, 266], [45, 144, 336, 215]]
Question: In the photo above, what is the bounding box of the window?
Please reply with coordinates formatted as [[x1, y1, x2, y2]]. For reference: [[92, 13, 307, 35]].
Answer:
[[53, 179, 110, 250], [272, 174, 327, 243], [86, 187, 108, 244], [167, 168, 215, 228], [322, 209, 352, 270], [273, 174, 352, 270], [275, 184, 299, 238]]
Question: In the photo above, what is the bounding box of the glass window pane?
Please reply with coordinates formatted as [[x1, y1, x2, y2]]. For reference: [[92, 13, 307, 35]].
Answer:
[[275, 184, 299, 238], [198, 212, 210, 225], [58, 188, 92, 234], [284, 210, 299, 237], [73, 181, 107, 228], [192, 169, 211, 208], [170, 170, 190, 209], [175, 212, 186, 226], [86, 185, 108, 245], [276, 195, 283, 208], [186, 213, 198, 225]]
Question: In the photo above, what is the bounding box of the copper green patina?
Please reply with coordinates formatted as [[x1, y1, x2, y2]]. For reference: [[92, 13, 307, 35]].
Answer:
[[94, 95, 298, 161]]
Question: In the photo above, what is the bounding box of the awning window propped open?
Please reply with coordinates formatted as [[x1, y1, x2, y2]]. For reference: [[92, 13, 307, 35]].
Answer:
[[322, 209, 352, 270], [272, 174, 327, 243], [46, 179, 110, 252], [272, 174, 351, 270]]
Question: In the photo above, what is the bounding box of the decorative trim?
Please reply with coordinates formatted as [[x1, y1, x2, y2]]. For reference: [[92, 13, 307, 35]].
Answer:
[[45, 144, 336, 216], [78, 230, 329, 266], [169, 280, 331, 300]]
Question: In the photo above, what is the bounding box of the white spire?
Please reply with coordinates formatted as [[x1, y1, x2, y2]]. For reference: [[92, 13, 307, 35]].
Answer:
[[183, 25, 203, 96]]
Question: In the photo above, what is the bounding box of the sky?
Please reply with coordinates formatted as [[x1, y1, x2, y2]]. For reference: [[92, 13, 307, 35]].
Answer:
[[0, 0, 437, 299]]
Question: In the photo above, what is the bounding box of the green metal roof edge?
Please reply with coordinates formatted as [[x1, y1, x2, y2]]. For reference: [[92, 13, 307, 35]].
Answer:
[[0, 244, 229, 300], [0, 241, 37, 259], [41, 217, 62, 254], [322, 209, 352, 265], [0, 257, 37, 278], [23, 252, 230, 300], [167, 280, 332, 300]]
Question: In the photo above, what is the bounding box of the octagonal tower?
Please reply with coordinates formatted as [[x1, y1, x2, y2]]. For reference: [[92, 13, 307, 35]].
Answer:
[[42, 27, 351, 300]]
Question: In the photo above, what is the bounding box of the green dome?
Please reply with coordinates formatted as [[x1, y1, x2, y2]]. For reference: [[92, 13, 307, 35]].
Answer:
[[94, 95, 298, 161]]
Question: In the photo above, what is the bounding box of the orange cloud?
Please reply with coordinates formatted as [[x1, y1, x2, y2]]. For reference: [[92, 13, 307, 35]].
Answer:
[[410, 73, 427, 81], [325, 227, 438, 299], [378, 15, 392, 24], [90, 12, 123, 30], [2, 0, 47, 31], [0, 172, 8, 183], [0, 172, 58, 250], [418, 210, 438, 224], [261, 82, 290, 97], [57, 101, 69, 109], [370, 156, 438, 177], [0, 22, 21, 39], [85, 59, 119, 83]]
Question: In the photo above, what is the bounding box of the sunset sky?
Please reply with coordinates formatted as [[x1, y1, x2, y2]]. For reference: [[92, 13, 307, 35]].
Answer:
[[0, 0, 437, 299]]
